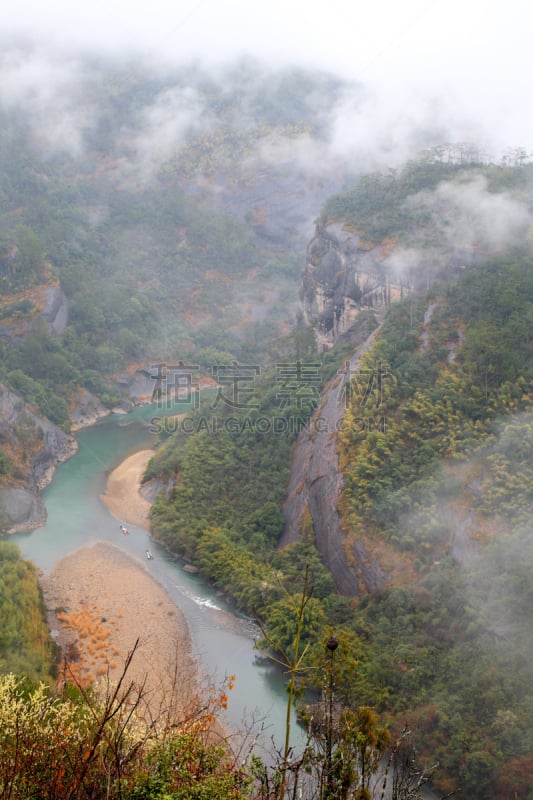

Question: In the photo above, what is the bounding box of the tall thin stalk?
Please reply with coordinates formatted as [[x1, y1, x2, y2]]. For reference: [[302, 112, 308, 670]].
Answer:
[[256, 564, 312, 800]]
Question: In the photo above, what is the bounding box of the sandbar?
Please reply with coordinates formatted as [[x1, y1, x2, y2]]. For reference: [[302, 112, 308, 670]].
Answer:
[[100, 449, 153, 529], [42, 541, 196, 722]]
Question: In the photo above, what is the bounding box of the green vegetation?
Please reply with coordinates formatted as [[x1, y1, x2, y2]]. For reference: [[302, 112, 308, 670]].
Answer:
[[0, 59, 337, 477], [0, 630, 439, 800], [149, 166, 533, 796], [339, 257, 533, 547], [0, 542, 57, 682], [148, 314, 376, 604], [0, 652, 250, 800], [322, 145, 533, 248], [148, 363, 325, 614], [323, 157, 462, 241], [333, 258, 533, 796]]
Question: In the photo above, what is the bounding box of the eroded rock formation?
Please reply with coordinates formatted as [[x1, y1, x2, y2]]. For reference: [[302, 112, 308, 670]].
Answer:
[[0, 382, 77, 531], [302, 222, 406, 349]]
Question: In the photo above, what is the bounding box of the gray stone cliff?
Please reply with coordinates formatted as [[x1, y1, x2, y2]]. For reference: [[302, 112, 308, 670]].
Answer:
[[0, 382, 77, 532], [280, 329, 387, 595], [41, 285, 69, 334], [302, 223, 406, 350]]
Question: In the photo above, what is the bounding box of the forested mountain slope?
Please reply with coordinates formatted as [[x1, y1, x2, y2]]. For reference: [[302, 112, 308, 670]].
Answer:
[[0, 54, 350, 529], [0, 541, 57, 681], [296, 157, 533, 592], [148, 157, 533, 797]]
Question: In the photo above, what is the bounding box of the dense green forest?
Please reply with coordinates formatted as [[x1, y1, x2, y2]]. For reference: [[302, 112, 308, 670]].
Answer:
[[147, 266, 533, 797], [0, 121, 297, 426], [322, 144, 533, 243], [0, 58, 345, 500], [336, 262, 533, 796], [0, 542, 56, 682], [0, 53, 349, 592], [147, 161, 533, 798]]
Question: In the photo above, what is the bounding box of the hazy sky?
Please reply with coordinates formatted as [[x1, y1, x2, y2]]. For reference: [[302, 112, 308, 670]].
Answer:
[[2, 0, 533, 155]]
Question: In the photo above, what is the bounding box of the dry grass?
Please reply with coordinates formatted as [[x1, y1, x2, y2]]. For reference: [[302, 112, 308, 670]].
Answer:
[[57, 604, 120, 688]]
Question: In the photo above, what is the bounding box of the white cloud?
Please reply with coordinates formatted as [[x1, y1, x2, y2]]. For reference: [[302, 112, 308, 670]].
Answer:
[[0, 49, 93, 156], [408, 175, 531, 252], [1, 0, 533, 163], [117, 85, 208, 183]]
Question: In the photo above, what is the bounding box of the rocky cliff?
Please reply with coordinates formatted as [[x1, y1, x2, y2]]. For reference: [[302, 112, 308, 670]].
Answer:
[[69, 389, 110, 431], [0, 382, 77, 532], [41, 284, 69, 334], [280, 329, 387, 595], [302, 222, 406, 350], [0, 283, 69, 344], [283, 215, 416, 594]]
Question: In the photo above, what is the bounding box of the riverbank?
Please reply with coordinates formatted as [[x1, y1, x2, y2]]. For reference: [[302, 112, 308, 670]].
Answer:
[[42, 541, 197, 722], [100, 449, 154, 530]]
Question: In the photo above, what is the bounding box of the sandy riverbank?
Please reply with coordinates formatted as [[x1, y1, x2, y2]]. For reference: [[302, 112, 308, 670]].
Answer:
[[42, 542, 197, 722], [100, 449, 154, 530]]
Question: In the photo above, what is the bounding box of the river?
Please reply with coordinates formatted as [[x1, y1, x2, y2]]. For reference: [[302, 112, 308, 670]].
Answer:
[[8, 403, 301, 750]]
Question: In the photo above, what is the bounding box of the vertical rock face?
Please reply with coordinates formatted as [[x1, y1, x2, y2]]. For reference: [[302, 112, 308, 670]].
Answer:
[[280, 330, 387, 595], [282, 216, 414, 594], [69, 389, 109, 431], [0, 382, 77, 531], [41, 285, 69, 334], [29, 414, 78, 492], [0, 487, 45, 531], [0, 283, 69, 343], [302, 223, 404, 350]]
